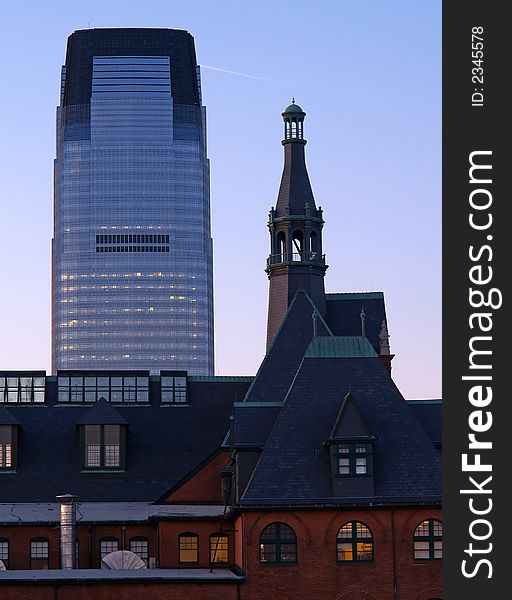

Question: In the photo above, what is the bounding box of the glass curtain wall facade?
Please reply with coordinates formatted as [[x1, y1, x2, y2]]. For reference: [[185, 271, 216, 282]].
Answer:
[[52, 29, 214, 374]]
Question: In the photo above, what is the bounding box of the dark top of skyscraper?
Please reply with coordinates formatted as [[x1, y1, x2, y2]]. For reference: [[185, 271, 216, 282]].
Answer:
[[63, 28, 200, 107]]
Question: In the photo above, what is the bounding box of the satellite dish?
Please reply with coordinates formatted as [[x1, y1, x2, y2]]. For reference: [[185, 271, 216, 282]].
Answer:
[[0, 560, 6, 570], [101, 550, 146, 570]]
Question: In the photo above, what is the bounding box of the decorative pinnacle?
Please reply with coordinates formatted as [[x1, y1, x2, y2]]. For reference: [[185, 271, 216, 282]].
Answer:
[[379, 320, 391, 355], [360, 306, 366, 338]]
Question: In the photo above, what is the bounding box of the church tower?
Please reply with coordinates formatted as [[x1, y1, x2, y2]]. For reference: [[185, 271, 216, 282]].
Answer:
[[266, 102, 328, 349]]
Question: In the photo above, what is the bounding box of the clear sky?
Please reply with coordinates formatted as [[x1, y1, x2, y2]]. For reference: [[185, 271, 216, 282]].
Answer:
[[0, 0, 441, 399]]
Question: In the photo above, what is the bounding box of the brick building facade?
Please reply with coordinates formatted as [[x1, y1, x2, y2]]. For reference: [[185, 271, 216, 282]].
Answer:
[[0, 103, 441, 598]]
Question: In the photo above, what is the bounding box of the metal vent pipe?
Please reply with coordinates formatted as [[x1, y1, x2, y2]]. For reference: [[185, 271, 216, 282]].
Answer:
[[56, 493, 78, 569]]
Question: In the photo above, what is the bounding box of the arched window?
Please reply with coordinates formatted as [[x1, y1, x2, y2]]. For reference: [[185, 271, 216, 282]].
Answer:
[[284, 118, 291, 139], [179, 532, 198, 563], [0, 538, 9, 569], [277, 231, 286, 261], [100, 536, 119, 559], [336, 521, 373, 562], [414, 519, 442, 560], [209, 533, 229, 564], [292, 230, 303, 260], [260, 522, 297, 564], [130, 536, 149, 566], [30, 537, 49, 569]]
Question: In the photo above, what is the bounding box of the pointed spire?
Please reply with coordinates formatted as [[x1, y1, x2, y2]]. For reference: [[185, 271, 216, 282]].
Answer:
[[275, 100, 314, 217], [265, 102, 328, 351]]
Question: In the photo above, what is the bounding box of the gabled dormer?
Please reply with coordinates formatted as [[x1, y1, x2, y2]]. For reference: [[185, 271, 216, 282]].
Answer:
[[325, 392, 375, 497], [76, 398, 129, 471]]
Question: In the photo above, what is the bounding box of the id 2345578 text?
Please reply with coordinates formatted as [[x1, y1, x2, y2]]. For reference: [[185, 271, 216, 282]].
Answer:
[[472, 26, 484, 107]]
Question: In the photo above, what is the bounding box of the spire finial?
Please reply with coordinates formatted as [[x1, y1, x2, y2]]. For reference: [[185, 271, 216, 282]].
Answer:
[[360, 306, 366, 338], [292, 97, 295, 104]]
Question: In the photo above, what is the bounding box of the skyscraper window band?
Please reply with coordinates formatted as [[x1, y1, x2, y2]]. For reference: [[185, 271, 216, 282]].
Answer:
[[95, 233, 170, 253]]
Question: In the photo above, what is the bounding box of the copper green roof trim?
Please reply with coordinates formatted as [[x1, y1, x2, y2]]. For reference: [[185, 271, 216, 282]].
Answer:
[[188, 376, 254, 382], [234, 402, 283, 408], [305, 336, 377, 358], [406, 399, 442, 405], [325, 292, 384, 300]]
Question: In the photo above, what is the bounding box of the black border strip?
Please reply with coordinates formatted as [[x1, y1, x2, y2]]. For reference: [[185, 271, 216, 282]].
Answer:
[[443, 2, 508, 596]]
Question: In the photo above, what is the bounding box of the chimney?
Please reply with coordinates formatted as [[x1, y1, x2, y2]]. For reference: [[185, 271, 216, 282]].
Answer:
[[56, 493, 78, 569]]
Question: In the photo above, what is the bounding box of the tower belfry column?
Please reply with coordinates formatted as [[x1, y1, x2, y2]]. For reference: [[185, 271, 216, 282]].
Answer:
[[265, 102, 328, 350]]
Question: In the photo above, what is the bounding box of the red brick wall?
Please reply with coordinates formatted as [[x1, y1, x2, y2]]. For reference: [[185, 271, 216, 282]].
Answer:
[[1, 506, 442, 600], [0, 523, 158, 570], [0, 582, 240, 600], [236, 507, 442, 600], [0, 525, 60, 570], [163, 451, 229, 504], [1, 520, 235, 571], [158, 520, 235, 568], [88, 523, 157, 568]]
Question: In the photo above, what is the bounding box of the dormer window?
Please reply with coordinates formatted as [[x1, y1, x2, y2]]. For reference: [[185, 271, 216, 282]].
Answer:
[[326, 393, 375, 497], [161, 372, 187, 403], [0, 409, 20, 471], [337, 443, 372, 476], [0, 426, 15, 469], [1, 375, 45, 403], [58, 374, 149, 403], [77, 398, 128, 472], [82, 424, 124, 470]]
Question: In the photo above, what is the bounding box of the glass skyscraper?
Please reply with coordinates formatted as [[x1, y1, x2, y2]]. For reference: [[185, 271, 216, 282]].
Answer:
[[52, 28, 214, 374]]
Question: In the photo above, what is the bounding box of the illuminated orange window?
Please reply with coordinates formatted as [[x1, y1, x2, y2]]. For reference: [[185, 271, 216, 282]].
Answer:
[[209, 534, 229, 564], [179, 533, 198, 563], [336, 521, 373, 562]]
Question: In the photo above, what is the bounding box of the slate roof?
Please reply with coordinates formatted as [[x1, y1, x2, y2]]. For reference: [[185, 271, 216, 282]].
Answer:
[[275, 141, 317, 217], [232, 404, 283, 448], [0, 379, 251, 503], [0, 405, 21, 426], [325, 292, 387, 353], [242, 290, 332, 405], [0, 502, 226, 524], [327, 392, 373, 441], [240, 355, 441, 506], [75, 398, 129, 425], [407, 399, 442, 449]]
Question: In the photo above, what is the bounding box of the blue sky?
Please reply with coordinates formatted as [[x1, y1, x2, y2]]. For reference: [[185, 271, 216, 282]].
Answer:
[[0, 0, 441, 399]]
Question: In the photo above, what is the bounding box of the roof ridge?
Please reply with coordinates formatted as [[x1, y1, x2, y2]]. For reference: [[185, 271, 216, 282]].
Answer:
[[242, 291, 334, 403]]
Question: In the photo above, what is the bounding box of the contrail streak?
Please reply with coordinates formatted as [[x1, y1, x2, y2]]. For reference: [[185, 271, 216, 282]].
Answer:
[[200, 64, 274, 82]]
